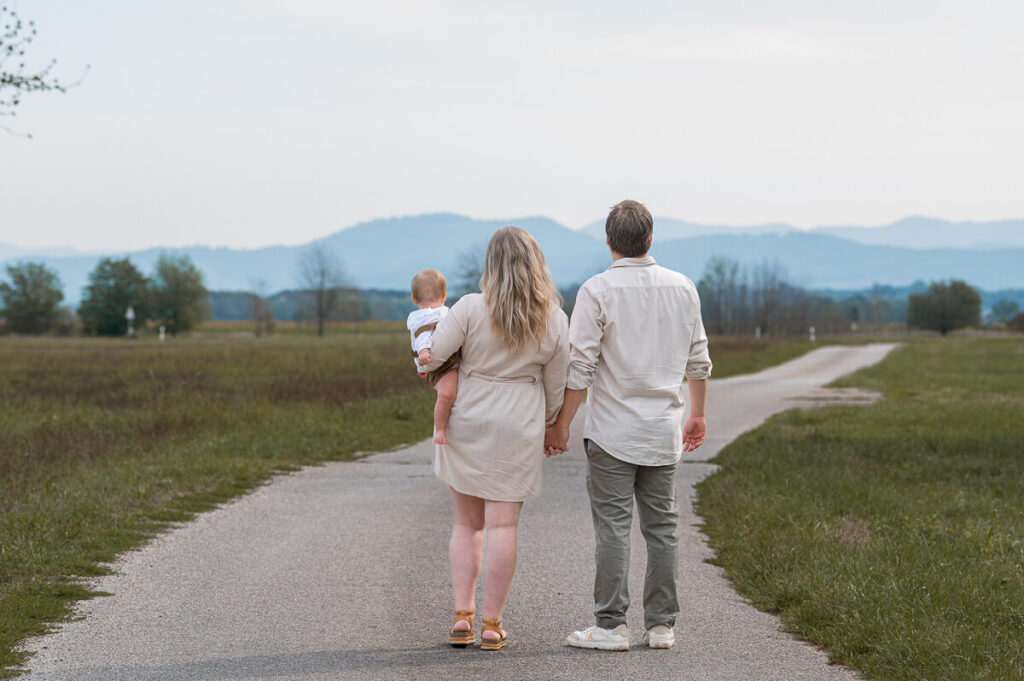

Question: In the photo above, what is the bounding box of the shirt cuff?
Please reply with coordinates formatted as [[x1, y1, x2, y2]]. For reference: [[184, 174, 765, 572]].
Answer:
[[685, 364, 712, 380], [566, 363, 595, 391]]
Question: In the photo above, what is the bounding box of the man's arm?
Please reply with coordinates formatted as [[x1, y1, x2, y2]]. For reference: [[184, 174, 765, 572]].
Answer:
[[683, 378, 708, 452], [545, 284, 602, 456], [544, 388, 585, 457]]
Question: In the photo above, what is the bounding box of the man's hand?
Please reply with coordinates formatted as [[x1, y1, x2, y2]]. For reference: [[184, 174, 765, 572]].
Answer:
[[544, 423, 570, 457], [418, 348, 432, 366], [682, 416, 706, 452]]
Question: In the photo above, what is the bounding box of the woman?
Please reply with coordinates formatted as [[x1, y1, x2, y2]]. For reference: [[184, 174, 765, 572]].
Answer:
[[421, 226, 569, 650]]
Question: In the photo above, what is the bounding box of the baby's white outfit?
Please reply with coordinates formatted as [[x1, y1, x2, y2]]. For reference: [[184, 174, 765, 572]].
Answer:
[[407, 305, 449, 372]]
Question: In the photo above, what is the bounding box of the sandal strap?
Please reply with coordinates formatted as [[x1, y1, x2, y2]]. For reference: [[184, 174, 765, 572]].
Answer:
[[452, 610, 474, 632], [481, 618, 505, 635]]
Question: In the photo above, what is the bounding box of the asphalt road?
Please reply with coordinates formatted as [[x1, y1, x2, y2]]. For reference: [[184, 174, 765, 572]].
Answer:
[[20, 343, 897, 681]]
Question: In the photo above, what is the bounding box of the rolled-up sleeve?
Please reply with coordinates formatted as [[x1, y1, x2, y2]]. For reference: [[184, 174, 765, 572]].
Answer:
[[542, 309, 570, 425], [420, 298, 468, 372], [685, 307, 712, 380], [566, 284, 603, 390]]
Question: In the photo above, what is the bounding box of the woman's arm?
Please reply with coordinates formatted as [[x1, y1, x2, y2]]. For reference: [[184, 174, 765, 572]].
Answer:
[[419, 297, 470, 372], [541, 308, 570, 426]]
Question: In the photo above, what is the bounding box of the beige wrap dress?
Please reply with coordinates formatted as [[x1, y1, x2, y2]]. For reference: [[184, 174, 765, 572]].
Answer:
[[421, 293, 569, 502]]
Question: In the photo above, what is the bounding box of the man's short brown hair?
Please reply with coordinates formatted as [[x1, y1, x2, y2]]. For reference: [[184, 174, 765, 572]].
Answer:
[[605, 200, 653, 257], [411, 269, 447, 303]]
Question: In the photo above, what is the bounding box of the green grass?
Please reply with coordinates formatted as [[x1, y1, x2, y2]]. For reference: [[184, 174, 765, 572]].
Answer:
[[0, 329, 820, 676], [705, 337, 819, 378], [696, 337, 1024, 681]]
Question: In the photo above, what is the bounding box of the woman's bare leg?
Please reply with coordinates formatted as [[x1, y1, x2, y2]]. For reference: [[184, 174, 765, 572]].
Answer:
[[449, 488, 485, 633], [481, 499, 523, 641]]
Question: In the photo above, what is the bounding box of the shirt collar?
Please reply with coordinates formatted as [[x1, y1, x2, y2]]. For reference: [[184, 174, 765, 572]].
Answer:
[[609, 255, 656, 269]]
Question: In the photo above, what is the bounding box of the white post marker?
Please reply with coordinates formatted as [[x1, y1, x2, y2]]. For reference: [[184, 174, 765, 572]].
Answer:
[[809, 326, 816, 343], [159, 326, 166, 342], [125, 305, 135, 338], [755, 326, 761, 339]]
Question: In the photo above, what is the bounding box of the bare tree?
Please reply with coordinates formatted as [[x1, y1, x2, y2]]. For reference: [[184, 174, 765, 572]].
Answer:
[[297, 244, 347, 337], [1, 5, 86, 135], [698, 256, 745, 334], [250, 279, 274, 337], [454, 245, 486, 297], [749, 260, 788, 335]]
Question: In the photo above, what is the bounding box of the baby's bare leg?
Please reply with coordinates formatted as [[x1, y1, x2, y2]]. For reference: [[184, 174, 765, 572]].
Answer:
[[433, 371, 458, 445]]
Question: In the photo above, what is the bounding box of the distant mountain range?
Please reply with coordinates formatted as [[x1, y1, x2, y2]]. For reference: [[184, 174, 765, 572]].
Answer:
[[816, 216, 1024, 250], [3, 214, 1023, 303], [582, 215, 1024, 250]]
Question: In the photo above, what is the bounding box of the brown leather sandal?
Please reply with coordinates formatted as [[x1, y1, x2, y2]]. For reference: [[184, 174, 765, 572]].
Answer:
[[480, 618, 508, 650], [449, 610, 475, 647]]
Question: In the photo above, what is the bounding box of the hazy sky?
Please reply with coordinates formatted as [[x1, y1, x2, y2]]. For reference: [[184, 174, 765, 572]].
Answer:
[[2, 0, 1022, 251]]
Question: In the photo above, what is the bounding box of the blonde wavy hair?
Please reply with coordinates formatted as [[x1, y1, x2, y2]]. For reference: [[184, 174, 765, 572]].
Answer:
[[479, 226, 561, 353]]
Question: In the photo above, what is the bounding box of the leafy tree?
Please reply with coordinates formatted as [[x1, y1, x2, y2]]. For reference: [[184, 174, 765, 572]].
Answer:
[[907, 280, 981, 335], [77, 258, 149, 336], [149, 253, 209, 336], [0, 261, 64, 334], [989, 299, 1019, 324], [297, 244, 349, 337], [1008, 313, 1024, 333]]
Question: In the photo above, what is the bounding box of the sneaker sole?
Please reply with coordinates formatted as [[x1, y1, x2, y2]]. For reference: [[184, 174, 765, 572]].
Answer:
[[566, 636, 629, 651]]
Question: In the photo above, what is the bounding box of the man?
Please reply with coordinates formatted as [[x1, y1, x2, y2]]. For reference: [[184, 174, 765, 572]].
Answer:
[[545, 199, 711, 651]]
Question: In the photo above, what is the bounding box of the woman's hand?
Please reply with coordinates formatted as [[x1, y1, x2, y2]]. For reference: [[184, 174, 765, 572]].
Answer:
[[544, 424, 569, 457]]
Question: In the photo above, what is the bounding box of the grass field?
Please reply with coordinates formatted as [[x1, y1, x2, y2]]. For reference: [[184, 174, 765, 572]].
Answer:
[[696, 337, 1024, 681], [0, 326, 817, 676]]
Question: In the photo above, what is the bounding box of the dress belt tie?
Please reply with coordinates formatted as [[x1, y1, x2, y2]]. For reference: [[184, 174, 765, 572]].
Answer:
[[465, 370, 537, 384]]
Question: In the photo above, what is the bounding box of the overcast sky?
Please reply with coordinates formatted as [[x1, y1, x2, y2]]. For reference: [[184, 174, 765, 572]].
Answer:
[[2, 0, 1022, 251]]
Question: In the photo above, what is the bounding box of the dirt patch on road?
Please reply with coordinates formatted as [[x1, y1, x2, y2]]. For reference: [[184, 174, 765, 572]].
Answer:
[[787, 387, 883, 408]]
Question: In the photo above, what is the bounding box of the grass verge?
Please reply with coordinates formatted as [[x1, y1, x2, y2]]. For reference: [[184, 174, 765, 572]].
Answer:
[[706, 337, 819, 378], [696, 337, 1024, 681]]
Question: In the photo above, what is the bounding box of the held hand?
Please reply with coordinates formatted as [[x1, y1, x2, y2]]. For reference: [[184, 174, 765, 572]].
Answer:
[[418, 348, 432, 366], [544, 424, 570, 457], [682, 416, 706, 452]]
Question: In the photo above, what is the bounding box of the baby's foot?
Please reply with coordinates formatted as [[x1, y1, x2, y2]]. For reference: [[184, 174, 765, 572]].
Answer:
[[434, 429, 447, 445]]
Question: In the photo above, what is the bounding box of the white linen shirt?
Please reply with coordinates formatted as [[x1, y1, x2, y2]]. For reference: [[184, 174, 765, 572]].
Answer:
[[567, 256, 712, 466], [407, 305, 449, 371]]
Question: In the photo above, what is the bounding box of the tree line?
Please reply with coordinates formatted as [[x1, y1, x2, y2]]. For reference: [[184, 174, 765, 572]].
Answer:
[[0, 244, 357, 337], [697, 257, 858, 336], [694, 255, 1001, 336], [3, 248, 1020, 337], [0, 254, 208, 336]]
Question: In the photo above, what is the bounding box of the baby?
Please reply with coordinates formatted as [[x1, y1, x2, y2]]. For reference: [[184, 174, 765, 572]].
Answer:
[[408, 269, 460, 445]]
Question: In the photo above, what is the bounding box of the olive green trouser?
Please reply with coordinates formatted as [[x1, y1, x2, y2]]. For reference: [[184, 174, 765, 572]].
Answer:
[[585, 439, 679, 631]]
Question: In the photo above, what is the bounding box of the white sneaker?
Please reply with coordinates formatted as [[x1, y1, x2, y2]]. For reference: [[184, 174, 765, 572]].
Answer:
[[643, 625, 675, 649], [566, 624, 630, 651]]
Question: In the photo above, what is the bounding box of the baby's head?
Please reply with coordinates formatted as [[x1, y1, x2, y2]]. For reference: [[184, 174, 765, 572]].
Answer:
[[411, 269, 447, 308]]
